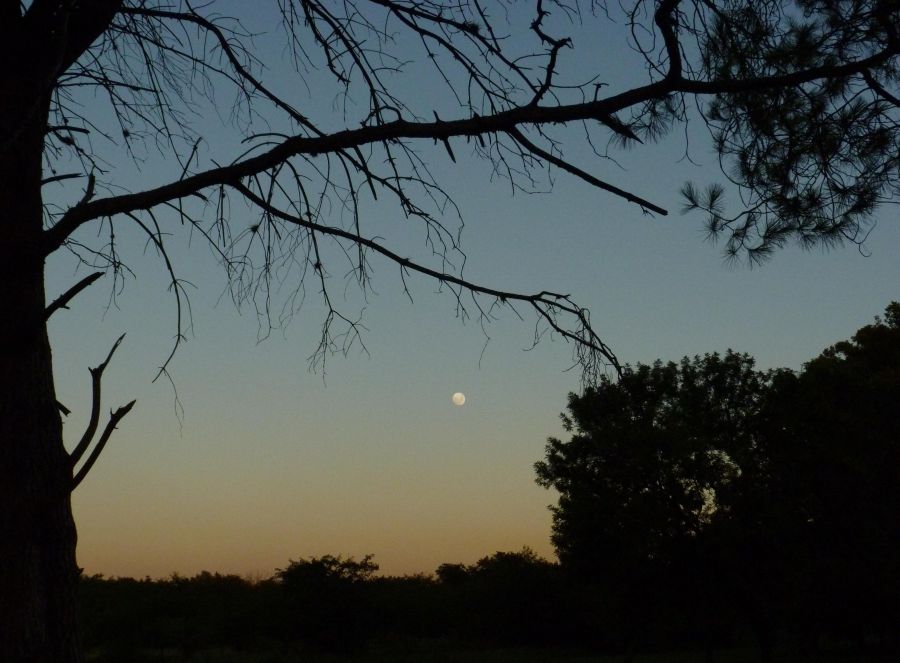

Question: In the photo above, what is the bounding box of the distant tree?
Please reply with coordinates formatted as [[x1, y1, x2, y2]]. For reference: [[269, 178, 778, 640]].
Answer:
[[78, 575, 174, 661], [435, 548, 575, 645], [435, 563, 471, 587], [3, 2, 898, 660], [277, 553, 379, 587], [168, 572, 261, 654], [275, 554, 379, 651], [78, 571, 277, 660], [367, 573, 444, 640], [465, 548, 567, 644]]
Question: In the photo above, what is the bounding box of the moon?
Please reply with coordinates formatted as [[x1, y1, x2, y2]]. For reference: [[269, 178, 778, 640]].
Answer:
[[452, 392, 466, 406]]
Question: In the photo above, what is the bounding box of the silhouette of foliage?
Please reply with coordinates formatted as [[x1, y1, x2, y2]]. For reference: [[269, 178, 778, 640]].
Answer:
[[537, 304, 900, 659], [78, 549, 591, 659], [80, 571, 280, 661], [433, 548, 579, 645], [275, 554, 379, 651], [535, 351, 772, 571], [750, 303, 900, 650]]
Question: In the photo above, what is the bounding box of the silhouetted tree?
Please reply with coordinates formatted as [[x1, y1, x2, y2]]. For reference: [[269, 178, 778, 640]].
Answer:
[[275, 554, 379, 651], [536, 352, 769, 568], [753, 303, 900, 651], [79, 571, 278, 660], [535, 351, 774, 655], [452, 548, 571, 645], [367, 573, 444, 640], [2, 2, 897, 660], [537, 305, 900, 659]]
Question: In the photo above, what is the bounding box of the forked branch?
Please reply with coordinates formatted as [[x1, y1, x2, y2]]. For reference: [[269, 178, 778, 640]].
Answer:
[[72, 400, 136, 489], [70, 333, 126, 466]]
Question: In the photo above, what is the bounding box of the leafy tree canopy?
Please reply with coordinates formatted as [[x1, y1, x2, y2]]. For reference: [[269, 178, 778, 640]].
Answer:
[[536, 303, 900, 648], [535, 350, 774, 570]]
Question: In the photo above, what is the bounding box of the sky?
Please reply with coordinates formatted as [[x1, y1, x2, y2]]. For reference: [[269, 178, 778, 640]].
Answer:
[[44, 2, 900, 579]]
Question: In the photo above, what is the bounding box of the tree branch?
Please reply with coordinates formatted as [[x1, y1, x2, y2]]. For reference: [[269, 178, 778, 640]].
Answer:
[[72, 399, 136, 489], [118, 6, 317, 130], [26, 0, 125, 76], [45, 271, 103, 320], [863, 69, 900, 107], [675, 46, 896, 95], [69, 333, 125, 466], [232, 182, 622, 375], [507, 127, 666, 215], [42, 173, 83, 186], [655, 0, 684, 82], [41, 39, 896, 255]]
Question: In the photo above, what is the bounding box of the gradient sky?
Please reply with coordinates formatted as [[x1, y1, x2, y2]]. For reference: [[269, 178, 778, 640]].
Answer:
[[43, 2, 900, 579]]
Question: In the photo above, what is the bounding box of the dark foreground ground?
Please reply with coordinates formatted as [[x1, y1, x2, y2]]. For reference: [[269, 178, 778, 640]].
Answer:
[[86, 638, 897, 663]]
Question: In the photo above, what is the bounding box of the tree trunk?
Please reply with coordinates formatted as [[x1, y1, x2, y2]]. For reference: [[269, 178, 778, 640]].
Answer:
[[0, 102, 83, 662]]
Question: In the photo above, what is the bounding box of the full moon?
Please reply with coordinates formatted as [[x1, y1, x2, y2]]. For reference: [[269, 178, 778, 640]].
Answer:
[[452, 392, 466, 406]]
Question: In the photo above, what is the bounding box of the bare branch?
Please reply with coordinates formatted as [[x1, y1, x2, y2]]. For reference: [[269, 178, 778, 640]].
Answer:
[[863, 69, 900, 107], [72, 399, 136, 489], [46, 125, 91, 136], [654, 0, 683, 82], [42, 173, 83, 186], [507, 127, 667, 215], [117, 5, 317, 131], [45, 271, 103, 320], [233, 182, 622, 376], [69, 333, 126, 466]]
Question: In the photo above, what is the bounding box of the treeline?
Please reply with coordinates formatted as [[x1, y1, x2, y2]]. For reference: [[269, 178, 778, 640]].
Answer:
[[536, 303, 900, 660], [80, 549, 591, 660], [80, 305, 900, 661]]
